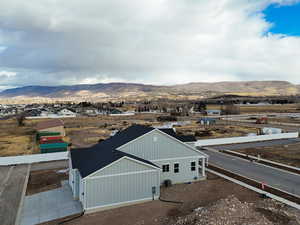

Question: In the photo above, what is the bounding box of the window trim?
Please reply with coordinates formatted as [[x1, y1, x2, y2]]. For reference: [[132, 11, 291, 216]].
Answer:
[[191, 161, 196, 171], [174, 163, 179, 173], [162, 164, 170, 173]]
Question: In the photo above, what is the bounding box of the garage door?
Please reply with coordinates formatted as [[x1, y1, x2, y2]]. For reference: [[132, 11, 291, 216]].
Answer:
[[84, 170, 159, 210]]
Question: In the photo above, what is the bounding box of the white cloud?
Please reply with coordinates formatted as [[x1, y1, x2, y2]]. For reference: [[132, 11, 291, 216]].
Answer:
[[0, 0, 300, 88]]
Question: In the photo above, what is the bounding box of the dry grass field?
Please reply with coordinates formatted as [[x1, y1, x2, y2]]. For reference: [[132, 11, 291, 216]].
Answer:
[[0, 119, 36, 156]]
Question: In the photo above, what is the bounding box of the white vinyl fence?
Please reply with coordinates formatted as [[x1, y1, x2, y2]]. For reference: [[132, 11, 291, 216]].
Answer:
[[195, 132, 299, 147], [0, 152, 68, 166]]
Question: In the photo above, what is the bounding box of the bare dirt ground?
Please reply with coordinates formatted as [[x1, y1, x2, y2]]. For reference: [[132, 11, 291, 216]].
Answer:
[[235, 143, 300, 167], [170, 195, 300, 225], [43, 173, 263, 225], [26, 169, 68, 195], [269, 117, 300, 124], [207, 104, 300, 114], [176, 122, 258, 139]]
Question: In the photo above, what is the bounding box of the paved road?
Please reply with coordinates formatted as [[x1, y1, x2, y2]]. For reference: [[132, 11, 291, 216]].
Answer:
[[204, 149, 300, 196], [0, 165, 30, 225], [212, 138, 300, 150]]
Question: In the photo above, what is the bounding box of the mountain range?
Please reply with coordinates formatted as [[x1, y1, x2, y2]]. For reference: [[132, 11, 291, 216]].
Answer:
[[0, 81, 299, 100]]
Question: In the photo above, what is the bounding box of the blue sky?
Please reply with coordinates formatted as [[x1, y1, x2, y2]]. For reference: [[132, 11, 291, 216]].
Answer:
[[264, 2, 300, 36]]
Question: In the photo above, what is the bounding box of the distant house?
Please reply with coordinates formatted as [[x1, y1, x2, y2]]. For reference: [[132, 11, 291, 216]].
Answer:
[[205, 109, 221, 116], [36, 119, 66, 136], [197, 117, 217, 125], [69, 125, 207, 212], [58, 108, 77, 117]]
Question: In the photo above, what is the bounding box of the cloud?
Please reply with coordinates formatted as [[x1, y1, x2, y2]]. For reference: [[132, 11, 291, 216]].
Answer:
[[0, 0, 300, 88]]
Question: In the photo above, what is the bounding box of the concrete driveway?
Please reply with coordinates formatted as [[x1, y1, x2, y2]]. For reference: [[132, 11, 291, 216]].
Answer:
[[21, 181, 82, 225], [204, 149, 300, 197], [0, 165, 30, 225]]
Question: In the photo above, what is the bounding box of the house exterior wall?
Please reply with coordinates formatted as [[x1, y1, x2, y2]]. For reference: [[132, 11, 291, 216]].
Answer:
[[118, 130, 204, 184], [39, 126, 66, 136], [69, 169, 80, 199], [84, 171, 159, 210], [154, 157, 201, 184], [118, 130, 201, 161], [82, 158, 160, 211]]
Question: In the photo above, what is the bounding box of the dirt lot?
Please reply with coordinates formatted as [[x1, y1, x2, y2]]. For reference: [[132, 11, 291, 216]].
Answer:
[[0, 119, 36, 156], [43, 173, 262, 225], [26, 169, 68, 195], [0, 115, 261, 154], [235, 143, 300, 167], [207, 104, 300, 114], [268, 117, 300, 124], [176, 122, 258, 139]]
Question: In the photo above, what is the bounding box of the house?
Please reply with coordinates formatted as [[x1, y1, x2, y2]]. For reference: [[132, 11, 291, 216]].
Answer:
[[36, 119, 66, 136], [69, 125, 208, 213], [197, 117, 217, 125], [205, 109, 221, 116], [58, 108, 77, 117]]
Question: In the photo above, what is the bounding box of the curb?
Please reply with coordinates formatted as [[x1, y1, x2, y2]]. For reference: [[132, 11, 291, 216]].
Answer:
[[15, 164, 31, 225]]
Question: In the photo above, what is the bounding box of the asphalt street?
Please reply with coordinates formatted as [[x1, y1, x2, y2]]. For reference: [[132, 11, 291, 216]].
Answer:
[[204, 150, 300, 197], [212, 138, 300, 150]]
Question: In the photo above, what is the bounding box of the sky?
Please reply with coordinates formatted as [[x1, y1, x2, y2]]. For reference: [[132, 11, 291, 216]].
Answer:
[[0, 0, 300, 91]]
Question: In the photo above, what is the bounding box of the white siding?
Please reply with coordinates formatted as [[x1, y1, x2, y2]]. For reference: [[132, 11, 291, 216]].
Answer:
[[118, 130, 201, 161], [155, 157, 201, 184], [85, 171, 160, 209], [82, 157, 160, 210]]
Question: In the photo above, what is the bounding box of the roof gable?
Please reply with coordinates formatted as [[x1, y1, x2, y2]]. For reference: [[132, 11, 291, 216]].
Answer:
[[118, 129, 208, 160]]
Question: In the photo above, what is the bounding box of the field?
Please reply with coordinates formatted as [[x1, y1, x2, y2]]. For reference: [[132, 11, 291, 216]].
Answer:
[[0, 113, 265, 156], [0, 119, 36, 156], [235, 143, 300, 167], [207, 104, 300, 114], [0, 103, 299, 156]]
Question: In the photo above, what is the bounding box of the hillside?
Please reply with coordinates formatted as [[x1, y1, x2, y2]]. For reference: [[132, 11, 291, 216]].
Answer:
[[0, 81, 299, 99]]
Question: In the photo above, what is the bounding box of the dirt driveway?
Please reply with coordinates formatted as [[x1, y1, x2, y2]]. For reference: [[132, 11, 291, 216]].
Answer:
[[43, 173, 261, 225]]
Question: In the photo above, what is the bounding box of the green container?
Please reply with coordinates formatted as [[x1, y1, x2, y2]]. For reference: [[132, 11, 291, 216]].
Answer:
[[40, 142, 68, 149], [38, 132, 61, 137], [41, 147, 67, 153]]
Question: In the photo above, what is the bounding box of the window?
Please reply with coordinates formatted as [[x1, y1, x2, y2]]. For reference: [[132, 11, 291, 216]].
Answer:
[[191, 161, 196, 171], [174, 163, 179, 173], [162, 164, 169, 173]]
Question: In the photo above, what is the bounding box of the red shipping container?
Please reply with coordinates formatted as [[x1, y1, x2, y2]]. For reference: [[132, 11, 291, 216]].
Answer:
[[40, 136, 62, 142], [40, 139, 64, 144]]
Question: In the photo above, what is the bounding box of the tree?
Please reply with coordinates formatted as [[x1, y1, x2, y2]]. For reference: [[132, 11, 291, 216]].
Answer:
[[16, 113, 26, 126], [221, 104, 240, 115]]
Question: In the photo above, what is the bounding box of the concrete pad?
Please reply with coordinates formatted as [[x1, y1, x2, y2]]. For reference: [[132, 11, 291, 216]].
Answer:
[[0, 165, 30, 225], [20, 181, 82, 225]]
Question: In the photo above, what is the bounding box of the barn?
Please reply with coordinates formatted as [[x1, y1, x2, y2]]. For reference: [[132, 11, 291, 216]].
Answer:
[[69, 125, 208, 212]]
